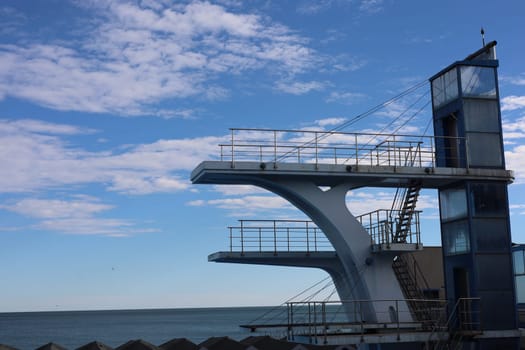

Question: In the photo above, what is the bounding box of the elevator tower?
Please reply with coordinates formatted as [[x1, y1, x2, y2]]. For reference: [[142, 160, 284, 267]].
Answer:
[[431, 41, 519, 348]]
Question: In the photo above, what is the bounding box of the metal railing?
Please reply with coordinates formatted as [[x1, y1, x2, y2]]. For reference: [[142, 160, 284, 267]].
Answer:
[[218, 128, 467, 168], [226, 212, 422, 254], [356, 209, 422, 247], [285, 298, 481, 345], [428, 298, 482, 349], [228, 220, 333, 254], [286, 299, 448, 344]]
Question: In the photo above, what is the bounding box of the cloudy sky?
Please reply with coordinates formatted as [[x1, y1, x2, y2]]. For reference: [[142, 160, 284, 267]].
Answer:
[[1, 0, 525, 312]]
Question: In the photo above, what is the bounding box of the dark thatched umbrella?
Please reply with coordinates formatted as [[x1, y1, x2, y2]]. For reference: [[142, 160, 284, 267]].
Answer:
[[198, 337, 246, 350], [241, 335, 298, 350], [75, 341, 114, 350], [158, 338, 197, 350], [115, 340, 159, 350], [35, 342, 68, 350]]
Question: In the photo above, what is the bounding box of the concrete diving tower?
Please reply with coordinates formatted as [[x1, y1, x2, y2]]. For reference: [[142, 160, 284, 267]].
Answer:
[[191, 128, 513, 324]]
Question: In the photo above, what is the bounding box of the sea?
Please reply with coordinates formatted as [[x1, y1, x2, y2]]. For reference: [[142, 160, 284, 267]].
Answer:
[[0, 307, 286, 350]]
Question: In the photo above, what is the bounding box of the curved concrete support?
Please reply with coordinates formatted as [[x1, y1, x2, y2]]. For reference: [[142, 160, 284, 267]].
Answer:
[[243, 177, 410, 323], [208, 251, 360, 321]]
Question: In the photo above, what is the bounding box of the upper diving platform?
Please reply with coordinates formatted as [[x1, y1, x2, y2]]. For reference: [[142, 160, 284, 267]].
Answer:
[[191, 128, 514, 189]]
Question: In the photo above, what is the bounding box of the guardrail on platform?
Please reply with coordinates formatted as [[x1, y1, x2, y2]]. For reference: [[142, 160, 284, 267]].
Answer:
[[228, 219, 333, 253], [286, 299, 447, 344], [356, 209, 422, 247], [218, 128, 467, 168], [284, 298, 481, 345]]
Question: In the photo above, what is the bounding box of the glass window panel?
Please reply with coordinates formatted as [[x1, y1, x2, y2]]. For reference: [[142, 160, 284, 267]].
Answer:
[[467, 133, 503, 167], [470, 183, 507, 217], [514, 250, 525, 275], [432, 68, 458, 108], [444, 68, 458, 102], [461, 66, 497, 97], [463, 99, 500, 132], [432, 75, 445, 108], [443, 220, 470, 255], [440, 187, 467, 221], [516, 276, 525, 303]]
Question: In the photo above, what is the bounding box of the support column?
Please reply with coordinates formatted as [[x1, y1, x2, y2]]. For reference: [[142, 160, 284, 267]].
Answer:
[[248, 177, 410, 323]]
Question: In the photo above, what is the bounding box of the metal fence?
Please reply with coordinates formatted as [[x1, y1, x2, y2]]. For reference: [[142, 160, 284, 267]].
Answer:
[[286, 299, 448, 344], [356, 209, 422, 247], [218, 128, 467, 168], [285, 298, 481, 345], [228, 219, 333, 253]]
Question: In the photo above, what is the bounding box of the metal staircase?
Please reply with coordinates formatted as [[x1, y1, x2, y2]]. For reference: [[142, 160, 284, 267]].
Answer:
[[393, 181, 422, 243], [392, 253, 435, 324]]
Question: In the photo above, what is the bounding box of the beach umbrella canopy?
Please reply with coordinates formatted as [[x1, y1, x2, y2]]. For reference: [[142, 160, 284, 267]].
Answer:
[[35, 343, 68, 350], [198, 337, 246, 350], [115, 340, 159, 350], [76, 341, 114, 350], [158, 338, 197, 350], [241, 335, 297, 350]]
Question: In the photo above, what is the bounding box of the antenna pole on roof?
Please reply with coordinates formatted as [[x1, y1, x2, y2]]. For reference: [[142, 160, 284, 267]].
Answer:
[[481, 27, 486, 47]]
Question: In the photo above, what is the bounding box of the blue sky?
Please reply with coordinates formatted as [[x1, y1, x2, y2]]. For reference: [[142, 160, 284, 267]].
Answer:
[[1, 0, 525, 312]]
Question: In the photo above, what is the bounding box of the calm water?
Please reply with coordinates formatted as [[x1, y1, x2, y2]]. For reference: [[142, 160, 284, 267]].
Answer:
[[0, 307, 283, 349]]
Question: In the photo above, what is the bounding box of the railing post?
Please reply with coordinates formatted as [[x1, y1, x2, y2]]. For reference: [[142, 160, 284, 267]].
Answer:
[[431, 136, 435, 168], [465, 136, 470, 170], [231, 129, 235, 168], [314, 228, 318, 252], [273, 220, 277, 254], [289, 303, 294, 341], [313, 302, 318, 344], [306, 221, 310, 253], [259, 227, 262, 252], [418, 142, 422, 167], [273, 130, 277, 168], [396, 299, 400, 340], [229, 227, 233, 252], [315, 132, 319, 167], [308, 302, 312, 344], [287, 228, 290, 252], [355, 134, 359, 167], [359, 300, 364, 342], [240, 220, 244, 254], [322, 302, 327, 344]]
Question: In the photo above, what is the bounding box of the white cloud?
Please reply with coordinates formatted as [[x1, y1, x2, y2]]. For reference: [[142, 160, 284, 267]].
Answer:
[[314, 117, 347, 128], [1, 198, 113, 219], [296, 0, 383, 15], [212, 185, 268, 196], [326, 91, 366, 104], [501, 74, 525, 86], [0, 1, 321, 116], [360, 0, 384, 13], [506, 146, 525, 185], [503, 116, 525, 140], [0, 196, 153, 236], [346, 189, 438, 217], [501, 96, 525, 111], [189, 194, 296, 217], [0, 119, 225, 194], [297, 0, 335, 14], [275, 80, 326, 95]]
